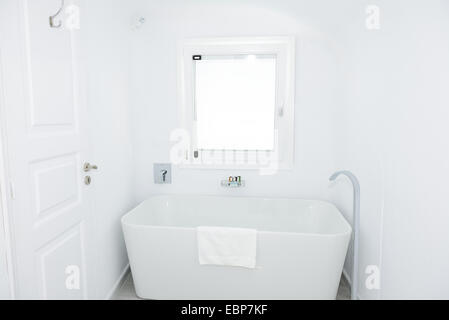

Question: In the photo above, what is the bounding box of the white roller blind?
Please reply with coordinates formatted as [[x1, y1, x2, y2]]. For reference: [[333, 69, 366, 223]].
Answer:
[[194, 55, 276, 151]]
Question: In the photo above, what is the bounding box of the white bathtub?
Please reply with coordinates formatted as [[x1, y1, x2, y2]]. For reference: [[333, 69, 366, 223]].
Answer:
[[121, 195, 351, 300]]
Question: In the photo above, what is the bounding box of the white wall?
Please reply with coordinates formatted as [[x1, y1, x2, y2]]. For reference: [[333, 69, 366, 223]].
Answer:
[[128, 0, 351, 202], [82, 0, 136, 298], [331, 0, 449, 299], [372, 0, 449, 299]]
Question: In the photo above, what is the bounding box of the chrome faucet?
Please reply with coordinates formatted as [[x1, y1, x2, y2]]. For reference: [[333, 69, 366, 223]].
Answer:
[[161, 170, 168, 182]]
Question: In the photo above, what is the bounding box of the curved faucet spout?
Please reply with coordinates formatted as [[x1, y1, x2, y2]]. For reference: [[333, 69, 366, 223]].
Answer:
[[329, 170, 360, 190]]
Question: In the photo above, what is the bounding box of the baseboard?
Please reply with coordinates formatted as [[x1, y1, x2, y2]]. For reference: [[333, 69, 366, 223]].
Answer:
[[105, 263, 130, 300]]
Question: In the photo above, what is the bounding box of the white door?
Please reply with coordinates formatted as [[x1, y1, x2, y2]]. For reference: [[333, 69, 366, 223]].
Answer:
[[0, 0, 96, 299]]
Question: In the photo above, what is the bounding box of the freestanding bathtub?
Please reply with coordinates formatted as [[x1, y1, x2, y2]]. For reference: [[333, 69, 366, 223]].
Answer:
[[121, 195, 351, 300]]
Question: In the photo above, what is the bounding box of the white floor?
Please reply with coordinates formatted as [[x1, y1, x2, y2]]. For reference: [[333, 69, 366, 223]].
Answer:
[[112, 271, 351, 300]]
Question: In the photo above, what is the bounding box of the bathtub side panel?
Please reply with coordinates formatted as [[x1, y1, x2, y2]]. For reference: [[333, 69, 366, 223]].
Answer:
[[123, 225, 350, 300]]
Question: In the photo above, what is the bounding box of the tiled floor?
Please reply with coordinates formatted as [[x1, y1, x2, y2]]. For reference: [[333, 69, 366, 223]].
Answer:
[[112, 271, 351, 300]]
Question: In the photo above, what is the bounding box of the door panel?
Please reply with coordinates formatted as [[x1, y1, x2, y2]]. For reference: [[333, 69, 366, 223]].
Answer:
[[36, 223, 86, 299], [25, 0, 76, 129], [0, 0, 95, 299], [31, 153, 80, 223]]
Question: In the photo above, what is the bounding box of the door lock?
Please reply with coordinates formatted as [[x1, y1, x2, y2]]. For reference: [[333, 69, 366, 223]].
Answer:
[[84, 176, 92, 185], [83, 162, 98, 172]]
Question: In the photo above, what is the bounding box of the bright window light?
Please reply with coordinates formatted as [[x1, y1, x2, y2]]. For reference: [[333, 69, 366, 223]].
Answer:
[[194, 55, 276, 150]]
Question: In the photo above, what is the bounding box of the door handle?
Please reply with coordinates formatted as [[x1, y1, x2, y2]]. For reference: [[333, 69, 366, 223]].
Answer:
[[83, 162, 98, 172]]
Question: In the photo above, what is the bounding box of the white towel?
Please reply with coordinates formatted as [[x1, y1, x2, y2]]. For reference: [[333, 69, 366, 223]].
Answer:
[[197, 226, 257, 269]]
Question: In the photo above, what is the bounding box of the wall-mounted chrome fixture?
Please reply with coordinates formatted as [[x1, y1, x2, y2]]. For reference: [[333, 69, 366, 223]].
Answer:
[[49, 0, 65, 28], [221, 176, 245, 188], [329, 170, 360, 300]]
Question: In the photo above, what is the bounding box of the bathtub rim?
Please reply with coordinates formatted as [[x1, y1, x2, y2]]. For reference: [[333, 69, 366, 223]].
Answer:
[[121, 194, 352, 238]]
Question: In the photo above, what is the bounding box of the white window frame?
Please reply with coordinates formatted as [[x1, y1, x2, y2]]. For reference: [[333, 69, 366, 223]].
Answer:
[[177, 36, 295, 170]]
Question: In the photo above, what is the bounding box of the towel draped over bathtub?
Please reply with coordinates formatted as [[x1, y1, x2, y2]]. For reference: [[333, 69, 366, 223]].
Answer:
[[197, 226, 257, 269]]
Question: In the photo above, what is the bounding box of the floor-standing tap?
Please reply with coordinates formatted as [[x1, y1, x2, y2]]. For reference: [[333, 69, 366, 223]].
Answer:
[[329, 170, 360, 300]]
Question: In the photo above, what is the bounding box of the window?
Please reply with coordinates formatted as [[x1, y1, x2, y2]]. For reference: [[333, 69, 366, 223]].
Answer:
[[177, 37, 295, 170]]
